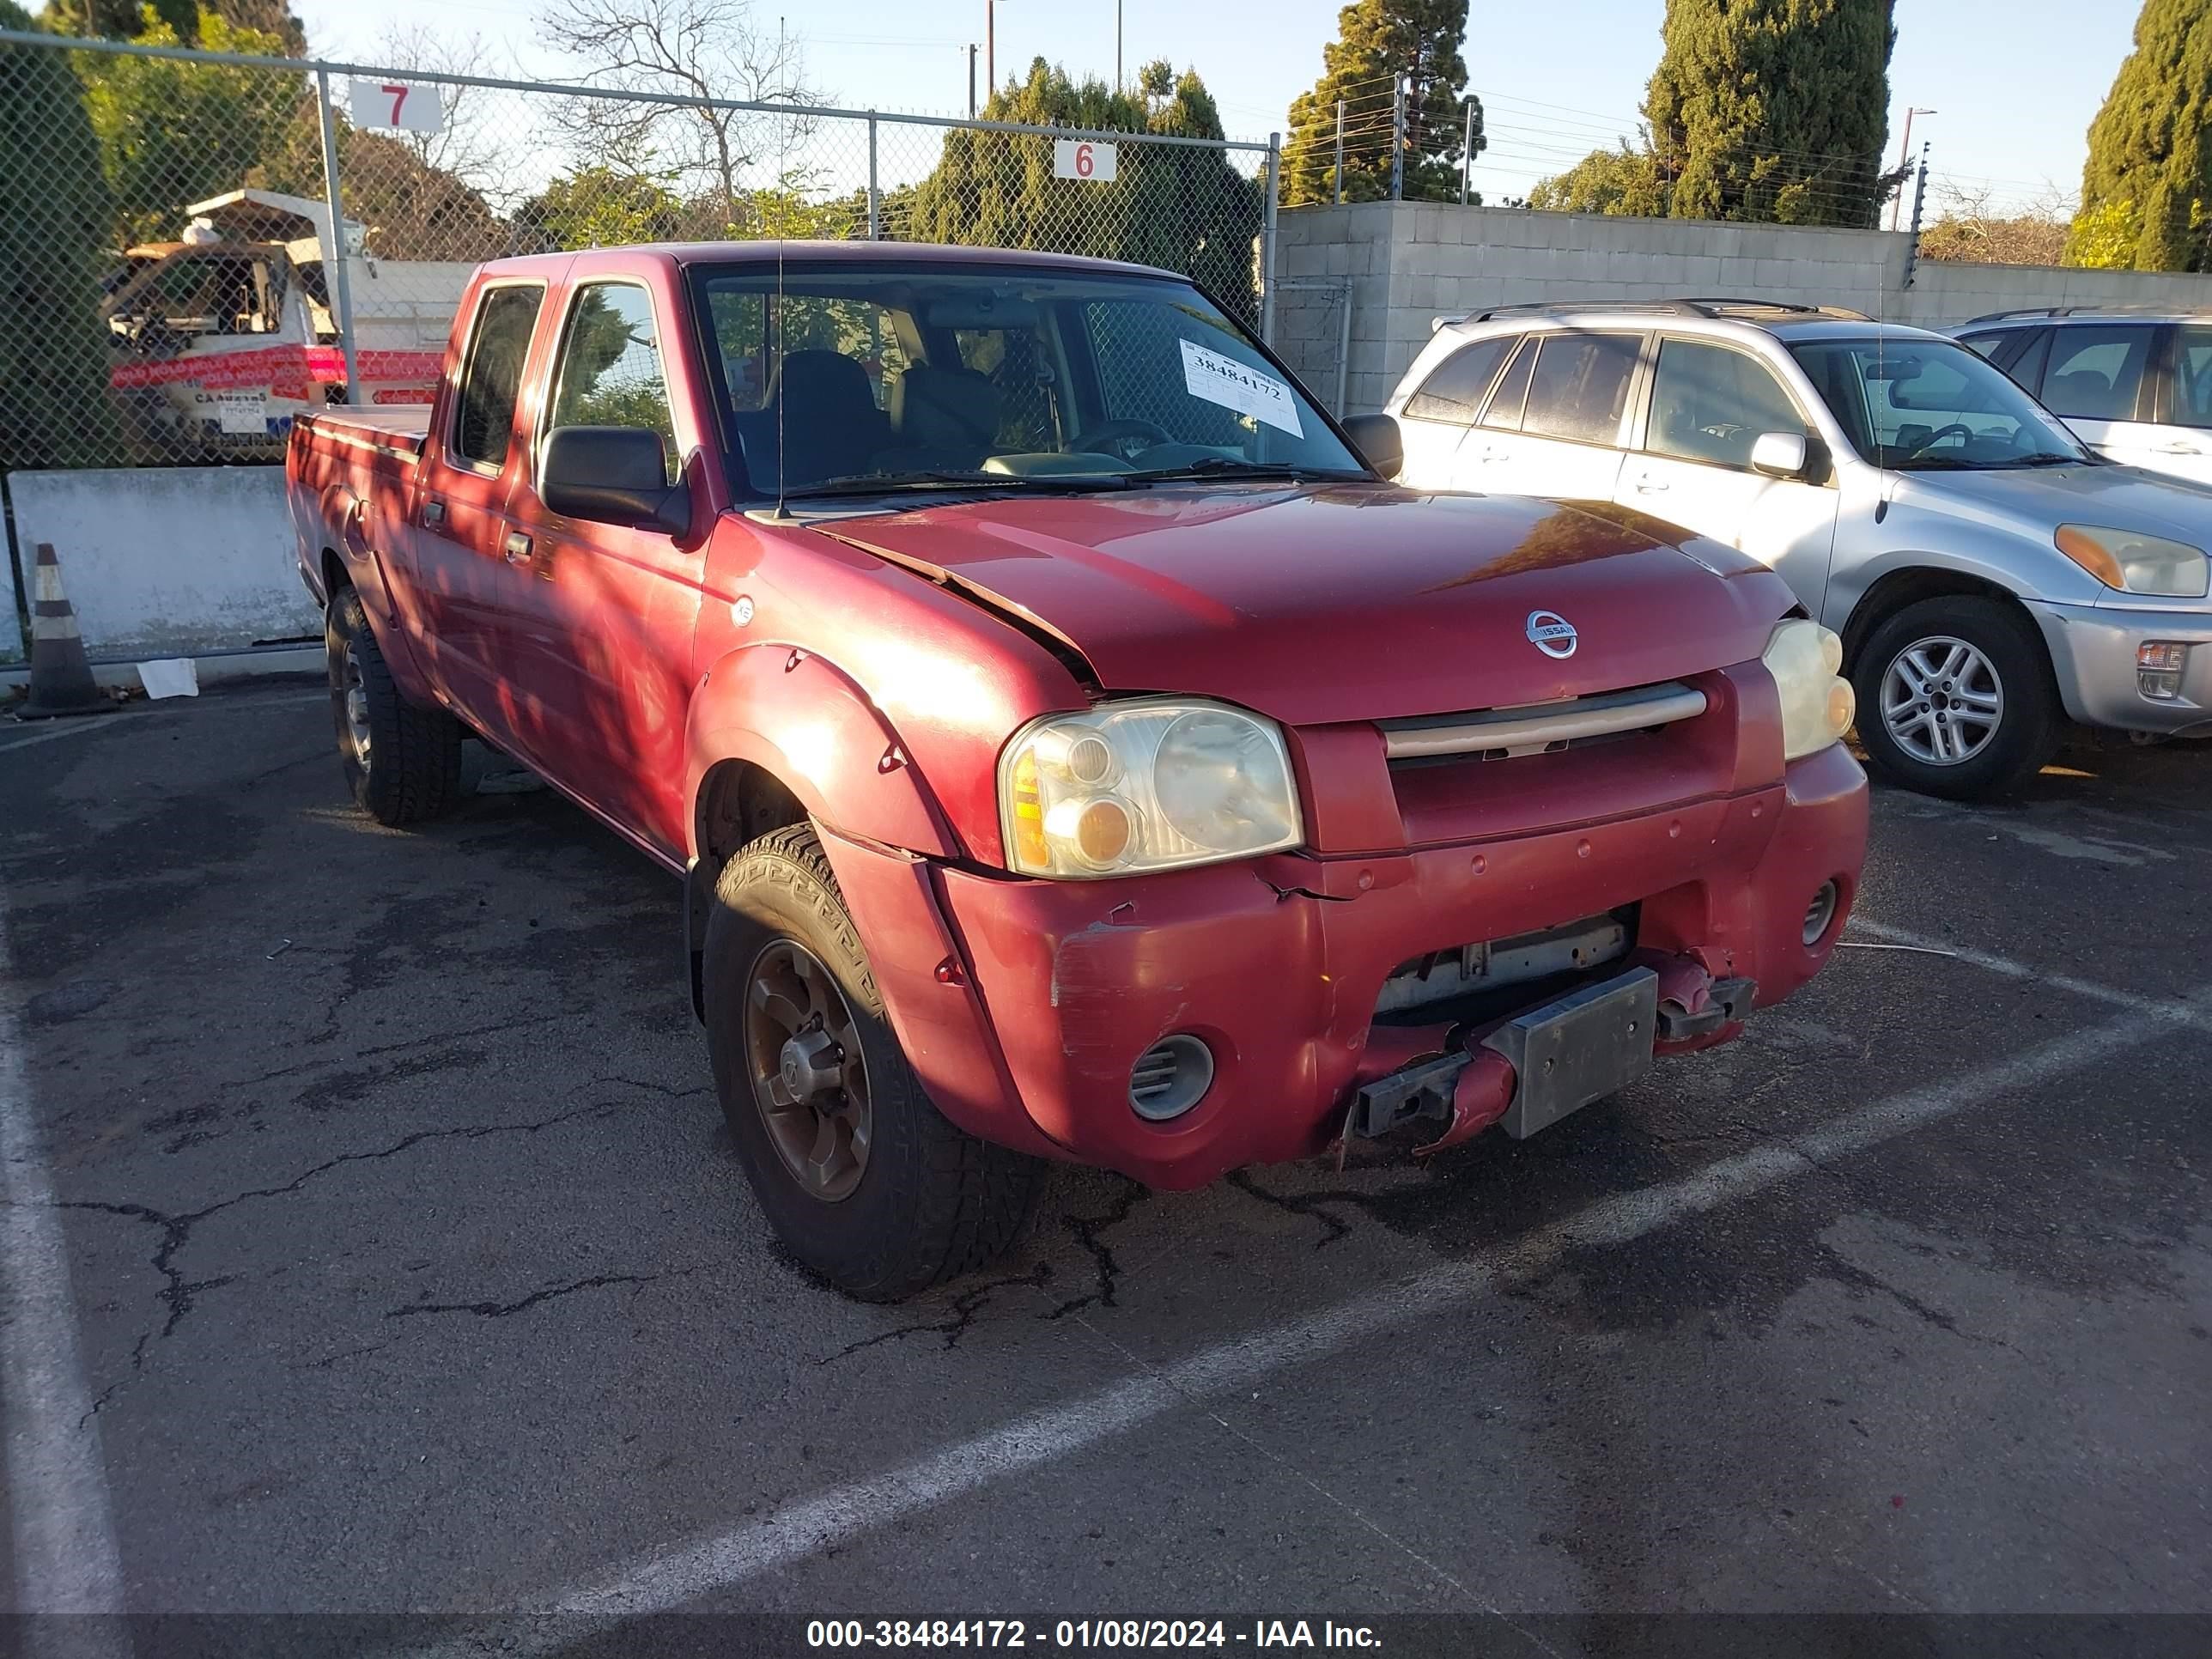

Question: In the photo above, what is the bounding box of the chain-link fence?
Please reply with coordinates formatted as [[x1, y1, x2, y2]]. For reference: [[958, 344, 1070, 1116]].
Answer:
[[0, 27, 1278, 471]]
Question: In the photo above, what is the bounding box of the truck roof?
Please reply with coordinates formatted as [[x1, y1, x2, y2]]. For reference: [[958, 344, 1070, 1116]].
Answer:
[[471, 240, 1187, 285]]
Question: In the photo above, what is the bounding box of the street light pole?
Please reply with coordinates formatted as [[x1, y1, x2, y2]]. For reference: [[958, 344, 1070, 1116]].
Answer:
[[986, 0, 994, 106], [1890, 106, 1936, 230], [1115, 0, 1121, 92]]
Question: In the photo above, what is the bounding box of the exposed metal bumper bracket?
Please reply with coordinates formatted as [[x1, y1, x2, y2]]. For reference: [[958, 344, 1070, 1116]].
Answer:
[[1655, 974, 1757, 1042]]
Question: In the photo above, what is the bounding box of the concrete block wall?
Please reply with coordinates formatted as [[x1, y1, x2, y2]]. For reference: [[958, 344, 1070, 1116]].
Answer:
[[1273, 201, 2212, 411]]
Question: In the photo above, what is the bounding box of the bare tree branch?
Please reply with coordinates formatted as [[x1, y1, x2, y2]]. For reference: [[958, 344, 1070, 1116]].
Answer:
[[536, 0, 823, 234]]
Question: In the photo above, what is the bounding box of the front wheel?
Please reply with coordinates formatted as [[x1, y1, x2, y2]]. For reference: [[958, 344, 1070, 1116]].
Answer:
[[702, 823, 1043, 1301], [1850, 595, 2058, 800], [325, 586, 465, 826]]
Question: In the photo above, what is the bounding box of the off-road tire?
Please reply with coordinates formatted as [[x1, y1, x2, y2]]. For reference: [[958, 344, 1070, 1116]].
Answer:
[[1851, 594, 2059, 802], [703, 823, 1043, 1301], [326, 586, 465, 826]]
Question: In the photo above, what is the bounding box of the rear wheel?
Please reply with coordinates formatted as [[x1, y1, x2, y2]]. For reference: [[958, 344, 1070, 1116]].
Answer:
[[1851, 594, 2057, 800], [702, 823, 1042, 1301], [325, 586, 464, 825]]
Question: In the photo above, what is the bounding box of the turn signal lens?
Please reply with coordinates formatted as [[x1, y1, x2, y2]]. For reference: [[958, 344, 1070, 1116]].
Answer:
[[2056, 525, 2211, 598], [2138, 640, 2190, 701], [1763, 619, 1854, 761]]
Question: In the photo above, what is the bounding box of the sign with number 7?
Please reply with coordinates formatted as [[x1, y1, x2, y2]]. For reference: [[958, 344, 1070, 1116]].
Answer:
[[348, 78, 444, 134]]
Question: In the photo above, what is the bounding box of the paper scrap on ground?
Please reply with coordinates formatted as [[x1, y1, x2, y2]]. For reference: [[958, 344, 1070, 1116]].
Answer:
[[1179, 340, 1303, 438], [136, 659, 199, 699]]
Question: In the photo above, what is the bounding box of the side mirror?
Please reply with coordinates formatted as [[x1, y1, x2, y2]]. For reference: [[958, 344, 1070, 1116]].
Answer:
[[1749, 430, 1811, 481], [1341, 411, 1403, 480], [543, 426, 691, 536]]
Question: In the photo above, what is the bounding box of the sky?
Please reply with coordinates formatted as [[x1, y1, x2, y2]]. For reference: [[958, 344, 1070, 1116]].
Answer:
[[289, 0, 2142, 216]]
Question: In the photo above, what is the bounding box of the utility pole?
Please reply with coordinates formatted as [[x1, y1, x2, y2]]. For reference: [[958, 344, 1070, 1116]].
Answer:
[[1460, 101, 1474, 204], [1389, 76, 1405, 202], [1115, 0, 1121, 92], [1333, 97, 1345, 205], [1890, 106, 1936, 230], [966, 43, 977, 117], [986, 0, 994, 106]]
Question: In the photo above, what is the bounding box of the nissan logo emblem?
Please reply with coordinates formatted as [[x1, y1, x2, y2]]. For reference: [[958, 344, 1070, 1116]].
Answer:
[[1526, 610, 1577, 659]]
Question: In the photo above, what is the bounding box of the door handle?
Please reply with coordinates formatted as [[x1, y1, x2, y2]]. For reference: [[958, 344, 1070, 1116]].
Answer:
[[422, 499, 446, 525], [503, 532, 533, 564], [1633, 475, 1669, 493]]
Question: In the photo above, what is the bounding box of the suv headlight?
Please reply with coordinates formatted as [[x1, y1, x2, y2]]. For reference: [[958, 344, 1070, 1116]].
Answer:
[[1000, 699, 1303, 878], [2056, 525, 2210, 599], [1764, 620, 1855, 762]]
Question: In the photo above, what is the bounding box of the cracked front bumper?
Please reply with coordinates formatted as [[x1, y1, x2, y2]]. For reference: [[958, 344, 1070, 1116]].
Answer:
[[819, 744, 1868, 1190]]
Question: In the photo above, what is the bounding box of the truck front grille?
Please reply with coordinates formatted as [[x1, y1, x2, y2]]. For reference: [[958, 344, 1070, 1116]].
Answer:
[[1378, 682, 1707, 765]]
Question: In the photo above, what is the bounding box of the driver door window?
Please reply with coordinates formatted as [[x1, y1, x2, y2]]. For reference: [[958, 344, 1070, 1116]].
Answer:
[[1617, 337, 1838, 615]]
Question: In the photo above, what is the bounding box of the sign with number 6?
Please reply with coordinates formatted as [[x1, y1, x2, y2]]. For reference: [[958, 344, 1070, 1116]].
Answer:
[[349, 79, 443, 134], [1052, 137, 1118, 182]]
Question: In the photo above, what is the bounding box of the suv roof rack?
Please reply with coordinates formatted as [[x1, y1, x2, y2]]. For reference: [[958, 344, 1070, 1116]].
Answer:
[[1433, 296, 1869, 331], [1960, 303, 2211, 325]]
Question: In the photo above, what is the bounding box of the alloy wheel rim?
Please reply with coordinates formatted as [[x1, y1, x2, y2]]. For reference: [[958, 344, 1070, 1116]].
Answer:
[[340, 644, 372, 764], [1881, 635, 2003, 766], [743, 939, 872, 1202]]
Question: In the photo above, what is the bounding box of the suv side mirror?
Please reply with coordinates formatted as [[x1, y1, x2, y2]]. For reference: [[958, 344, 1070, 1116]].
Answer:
[[543, 426, 691, 536], [1750, 430, 1811, 480], [1341, 412, 1403, 480]]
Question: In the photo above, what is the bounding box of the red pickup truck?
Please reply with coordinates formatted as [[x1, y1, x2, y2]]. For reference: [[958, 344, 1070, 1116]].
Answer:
[[289, 241, 1869, 1299]]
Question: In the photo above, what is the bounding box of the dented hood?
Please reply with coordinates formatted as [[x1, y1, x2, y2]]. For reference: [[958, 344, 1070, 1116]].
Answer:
[[820, 483, 1796, 726]]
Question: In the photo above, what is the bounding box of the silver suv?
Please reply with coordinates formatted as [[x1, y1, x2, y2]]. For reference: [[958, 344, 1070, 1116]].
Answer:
[[1956, 306, 2212, 486], [1370, 298, 2212, 799]]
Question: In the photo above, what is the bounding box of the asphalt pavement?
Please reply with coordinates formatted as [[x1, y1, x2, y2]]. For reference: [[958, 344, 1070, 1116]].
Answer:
[[2, 682, 2208, 1656]]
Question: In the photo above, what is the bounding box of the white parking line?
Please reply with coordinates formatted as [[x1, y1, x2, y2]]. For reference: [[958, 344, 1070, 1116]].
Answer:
[[510, 979, 2211, 1638], [0, 896, 126, 1628], [1844, 916, 2194, 1018], [0, 690, 327, 756]]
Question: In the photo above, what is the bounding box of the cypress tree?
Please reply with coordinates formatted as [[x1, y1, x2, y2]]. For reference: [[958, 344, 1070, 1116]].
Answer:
[[905, 59, 1261, 320], [2069, 0, 2212, 271], [1282, 1, 1480, 206], [0, 1, 122, 469], [1644, 0, 1898, 228]]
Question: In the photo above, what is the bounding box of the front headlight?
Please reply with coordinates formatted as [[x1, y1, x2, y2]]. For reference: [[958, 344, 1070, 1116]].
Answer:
[[1764, 619, 1855, 762], [2055, 525, 2211, 598], [1000, 698, 1303, 878]]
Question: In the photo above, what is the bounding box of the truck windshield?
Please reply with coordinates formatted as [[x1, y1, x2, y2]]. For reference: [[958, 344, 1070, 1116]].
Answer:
[[1790, 337, 2094, 471], [688, 262, 1369, 498]]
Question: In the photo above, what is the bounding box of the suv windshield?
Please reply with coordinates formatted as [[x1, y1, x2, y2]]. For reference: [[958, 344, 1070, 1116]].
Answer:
[[1790, 337, 2094, 471], [689, 262, 1367, 497]]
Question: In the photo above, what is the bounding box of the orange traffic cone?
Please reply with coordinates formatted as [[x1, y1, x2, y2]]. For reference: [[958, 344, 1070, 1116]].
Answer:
[[15, 543, 114, 720]]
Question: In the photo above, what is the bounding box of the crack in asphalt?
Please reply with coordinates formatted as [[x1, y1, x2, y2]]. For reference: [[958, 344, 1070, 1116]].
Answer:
[[386, 1265, 708, 1320], [1226, 1168, 1359, 1248], [55, 1100, 635, 1413], [817, 1262, 1056, 1361], [1047, 1180, 1147, 1319]]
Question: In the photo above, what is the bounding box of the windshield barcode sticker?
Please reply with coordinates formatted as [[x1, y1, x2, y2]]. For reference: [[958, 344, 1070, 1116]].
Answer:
[[1180, 340, 1303, 439]]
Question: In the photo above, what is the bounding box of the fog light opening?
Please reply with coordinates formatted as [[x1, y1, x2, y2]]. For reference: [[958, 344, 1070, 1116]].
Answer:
[[1802, 879, 1840, 947], [2138, 640, 2188, 702], [1129, 1035, 1214, 1122]]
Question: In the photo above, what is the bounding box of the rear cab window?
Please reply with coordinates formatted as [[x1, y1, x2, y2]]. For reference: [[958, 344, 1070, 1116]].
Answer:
[[450, 283, 545, 471]]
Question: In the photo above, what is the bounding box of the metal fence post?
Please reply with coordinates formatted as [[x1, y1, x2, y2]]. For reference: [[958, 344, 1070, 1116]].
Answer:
[[1390, 77, 1405, 202], [1333, 98, 1344, 206], [314, 67, 362, 407], [1902, 139, 1930, 289], [1261, 132, 1281, 347], [867, 114, 881, 240]]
